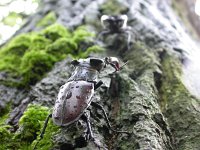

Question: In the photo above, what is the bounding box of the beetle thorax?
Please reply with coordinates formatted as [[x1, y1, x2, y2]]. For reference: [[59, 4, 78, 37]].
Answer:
[[68, 65, 98, 82]]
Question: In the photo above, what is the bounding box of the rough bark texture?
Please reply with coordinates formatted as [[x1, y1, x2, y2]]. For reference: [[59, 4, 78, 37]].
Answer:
[[0, 0, 200, 150]]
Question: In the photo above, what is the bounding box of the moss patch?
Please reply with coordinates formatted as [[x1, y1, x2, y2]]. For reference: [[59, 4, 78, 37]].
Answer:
[[42, 24, 71, 41], [160, 53, 200, 150], [103, 42, 164, 149], [0, 104, 59, 150], [0, 23, 103, 88], [0, 125, 14, 150], [19, 104, 59, 150], [20, 51, 56, 86], [159, 53, 185, 110]]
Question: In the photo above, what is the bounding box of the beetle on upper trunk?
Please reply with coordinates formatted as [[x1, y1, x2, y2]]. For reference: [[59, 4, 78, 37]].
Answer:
[[33, 57, 129, 150], [98, 15, 136, 50]]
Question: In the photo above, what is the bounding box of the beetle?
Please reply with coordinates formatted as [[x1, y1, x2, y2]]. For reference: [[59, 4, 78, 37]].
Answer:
[[98, 15, 135, 50], [33, 57, 129, 150]]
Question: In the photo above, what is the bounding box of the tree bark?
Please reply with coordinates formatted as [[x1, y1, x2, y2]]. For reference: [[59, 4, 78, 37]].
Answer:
[[1, 0, 200, 150]]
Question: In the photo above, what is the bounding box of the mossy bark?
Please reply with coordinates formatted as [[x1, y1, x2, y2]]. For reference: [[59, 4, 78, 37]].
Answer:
[[159, 52, 200, 150], [0, 0, 200, 150]]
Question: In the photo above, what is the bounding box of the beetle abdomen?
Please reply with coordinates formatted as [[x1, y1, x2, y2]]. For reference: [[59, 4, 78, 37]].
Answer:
[[52, 81, 94, 126]]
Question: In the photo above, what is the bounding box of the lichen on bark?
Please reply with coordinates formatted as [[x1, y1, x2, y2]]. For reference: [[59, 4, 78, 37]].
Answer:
[[112, 42, 173, 150], [159, 52, 200, 150]]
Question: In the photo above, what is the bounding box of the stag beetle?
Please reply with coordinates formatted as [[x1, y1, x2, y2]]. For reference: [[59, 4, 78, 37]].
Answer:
[[98, 15, 135, 50], [33, 57, 129, 150]]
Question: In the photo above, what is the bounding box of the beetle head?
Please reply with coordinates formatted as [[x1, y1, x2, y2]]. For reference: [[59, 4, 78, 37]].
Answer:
[[105, 57, 120, 71], [90, 58, 105, 72], [101, 15, 128, 30], [71, 58, 105, 72]]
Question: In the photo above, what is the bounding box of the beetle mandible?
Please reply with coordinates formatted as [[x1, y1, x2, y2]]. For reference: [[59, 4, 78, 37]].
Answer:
[[33, 57, 129, 150]]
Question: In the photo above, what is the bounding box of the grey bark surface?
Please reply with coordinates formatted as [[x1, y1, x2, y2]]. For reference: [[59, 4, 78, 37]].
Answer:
[[1, 0, 200, 149]]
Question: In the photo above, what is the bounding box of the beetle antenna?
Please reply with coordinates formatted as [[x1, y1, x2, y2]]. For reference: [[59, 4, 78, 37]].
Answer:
[[111, 61, 128, 74], [98, 61, 128, 78], [119, 61, 128, 71], [33, 114, 52, 150]]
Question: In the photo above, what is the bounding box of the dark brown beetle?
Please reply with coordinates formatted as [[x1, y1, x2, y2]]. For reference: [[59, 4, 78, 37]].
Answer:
[[101, 15, 128, 33], [98, 15, 135, 50], [33, 57, 129, 150]]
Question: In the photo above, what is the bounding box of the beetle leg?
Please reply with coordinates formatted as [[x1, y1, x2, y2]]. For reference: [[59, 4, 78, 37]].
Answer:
[[82, 112, 104, 150], [40, 114, 52, 138], [33, 114, 52, 150], [82, 112, 93, 140], [91, 102, 131, 135], [124, 30, 132, 50], [94, 80, 103, 90]]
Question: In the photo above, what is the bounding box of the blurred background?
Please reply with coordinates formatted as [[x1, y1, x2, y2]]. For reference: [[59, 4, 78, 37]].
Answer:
[[172, 0, 200, 40], [0, 0, 200, 45], [0, 0, 39, 44]]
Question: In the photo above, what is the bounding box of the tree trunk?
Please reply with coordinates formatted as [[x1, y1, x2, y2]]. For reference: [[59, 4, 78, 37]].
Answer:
[[1, 0, 200, 150]]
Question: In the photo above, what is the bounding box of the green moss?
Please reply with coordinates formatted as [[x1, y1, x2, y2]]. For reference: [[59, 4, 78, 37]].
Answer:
[[160, 53, 186, 110], [2, 34, 31, 56], [46, 37, 77, 60], [0, 34, 31, 73], [30, 34, 52, 51], [31, 120, 59, 150], [20, 50, 56, 86], [76, 45, 105, 58], [42, 23, 71, 41], [19, 104, 50, 141], [0, 55, 22, 74], [19, 104, 59, 150], [0, 102, 11, 119], [160, 53, 200, 149], [0, 104, 59, 150], [19, 104, 59, 149], [100, 0, 128, 15], [0, 106, 17, 149], [0, 125, 14, 149], [72, 26, 94, 43], [36, 12, 56, 27], [125, 42, 158, 76], [0, 23, 102, 88]]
